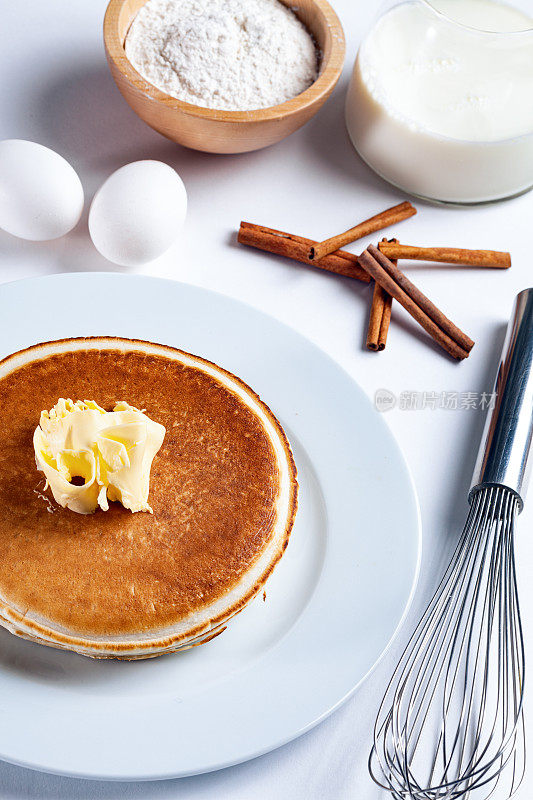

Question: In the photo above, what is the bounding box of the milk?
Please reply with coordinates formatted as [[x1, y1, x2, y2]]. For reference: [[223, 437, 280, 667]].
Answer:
[[346, 0, 533, 203]]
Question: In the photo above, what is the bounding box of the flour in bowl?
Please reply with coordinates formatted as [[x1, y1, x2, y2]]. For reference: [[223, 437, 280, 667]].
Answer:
[[125, 0, 319, 111]]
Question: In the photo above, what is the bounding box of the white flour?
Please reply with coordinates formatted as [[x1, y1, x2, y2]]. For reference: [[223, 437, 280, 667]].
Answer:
[[125, 0, 319, 111]]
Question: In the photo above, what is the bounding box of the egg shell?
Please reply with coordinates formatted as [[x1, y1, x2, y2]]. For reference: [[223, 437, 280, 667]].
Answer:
[[0, 140, 84, 241], [88, 161, 187, 267]]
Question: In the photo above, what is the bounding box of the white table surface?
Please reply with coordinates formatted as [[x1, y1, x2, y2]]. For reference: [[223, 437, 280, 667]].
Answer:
[[1, 1, 532, 798]]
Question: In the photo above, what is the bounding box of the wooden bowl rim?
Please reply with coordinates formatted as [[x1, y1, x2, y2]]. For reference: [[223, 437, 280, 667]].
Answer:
[[103, 0, 346, 123]]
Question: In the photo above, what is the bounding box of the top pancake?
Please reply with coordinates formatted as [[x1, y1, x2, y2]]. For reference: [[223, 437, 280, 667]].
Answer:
[[0, 345, 291, 638]]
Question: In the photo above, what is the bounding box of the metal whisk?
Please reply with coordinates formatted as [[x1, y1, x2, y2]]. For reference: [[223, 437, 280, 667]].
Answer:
[[370, 289, 533, 800]]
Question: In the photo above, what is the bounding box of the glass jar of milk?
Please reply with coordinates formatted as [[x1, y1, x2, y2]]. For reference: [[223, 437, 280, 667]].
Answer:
[[345, 0, 533, 204]]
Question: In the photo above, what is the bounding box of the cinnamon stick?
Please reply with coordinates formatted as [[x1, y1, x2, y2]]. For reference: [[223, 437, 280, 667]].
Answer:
[[367, 282, 392, 351], [309, 201, 416, 262], [238, 221, 370, 283], [358, 245, 474, 360], [378, 241, 511, 269], [367, 238, 395, 351]]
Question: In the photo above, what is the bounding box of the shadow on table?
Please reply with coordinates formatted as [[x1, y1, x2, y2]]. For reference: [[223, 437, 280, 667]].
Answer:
[[441, 321, 508, 532], [36, 61, 295, 186], [403, 320, 509, 616]]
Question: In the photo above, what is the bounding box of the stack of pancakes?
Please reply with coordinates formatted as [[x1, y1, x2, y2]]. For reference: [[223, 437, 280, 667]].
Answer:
[[0, 338, 298, 659]]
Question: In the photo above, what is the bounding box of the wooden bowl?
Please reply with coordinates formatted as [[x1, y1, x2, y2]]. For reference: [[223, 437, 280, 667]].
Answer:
[[103, 0, 346, 154]]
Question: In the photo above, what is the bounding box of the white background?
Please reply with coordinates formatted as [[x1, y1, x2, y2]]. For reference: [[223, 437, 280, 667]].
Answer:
[[0, 1, 532, 798]]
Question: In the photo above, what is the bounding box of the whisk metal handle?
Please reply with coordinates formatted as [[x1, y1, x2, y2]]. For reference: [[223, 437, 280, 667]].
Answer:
[[470, 288, 533, 511]]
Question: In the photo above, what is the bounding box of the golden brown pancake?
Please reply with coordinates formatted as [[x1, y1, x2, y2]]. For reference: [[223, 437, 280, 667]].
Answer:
[[0, 338, 298, 658]]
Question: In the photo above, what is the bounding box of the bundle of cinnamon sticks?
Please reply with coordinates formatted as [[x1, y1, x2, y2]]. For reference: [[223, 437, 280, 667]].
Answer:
[[237, 202, 512, 361]]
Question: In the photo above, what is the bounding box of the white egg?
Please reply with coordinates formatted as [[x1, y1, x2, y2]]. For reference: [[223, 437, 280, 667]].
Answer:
[[88, 161, 187, 267], [0, 140, 84, 241]]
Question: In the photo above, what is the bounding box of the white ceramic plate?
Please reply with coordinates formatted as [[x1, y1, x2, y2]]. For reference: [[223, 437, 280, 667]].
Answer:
[[0, 273, 421, 780]]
